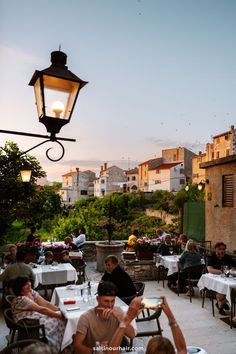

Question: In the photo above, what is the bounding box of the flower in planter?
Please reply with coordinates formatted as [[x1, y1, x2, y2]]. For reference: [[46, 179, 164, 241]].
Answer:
[[134, 237, 159, 251], [16, 242, 41, 254], [43, 243, 70, 253]]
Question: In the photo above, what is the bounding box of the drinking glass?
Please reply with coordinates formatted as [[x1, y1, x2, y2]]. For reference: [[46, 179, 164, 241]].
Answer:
[[169, 247, 174, 255]]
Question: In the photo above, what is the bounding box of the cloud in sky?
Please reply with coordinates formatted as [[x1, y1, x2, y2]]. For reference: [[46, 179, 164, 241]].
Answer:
[[146, 136, 205, 153]]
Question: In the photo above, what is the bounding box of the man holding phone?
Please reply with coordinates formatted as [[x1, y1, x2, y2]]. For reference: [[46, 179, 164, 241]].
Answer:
[[73, 281, 136, 354]]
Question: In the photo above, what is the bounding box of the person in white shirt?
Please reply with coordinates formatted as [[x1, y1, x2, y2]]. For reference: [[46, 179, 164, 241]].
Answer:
[[73, 227, 86, 249]]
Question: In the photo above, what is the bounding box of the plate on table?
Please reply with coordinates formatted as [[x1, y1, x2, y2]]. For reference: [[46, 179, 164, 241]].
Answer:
[[66, 284, 77, 290]]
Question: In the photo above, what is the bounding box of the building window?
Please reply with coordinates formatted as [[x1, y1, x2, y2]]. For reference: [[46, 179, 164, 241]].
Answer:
[[216, 152, 220, 159], [156, 170, 160, 174], [155, 180, 161, 184], [226, 149, 230, 156], [127, 176, 130, 181], [144, 182, 148, 187], [211, 152, 214, 159], [101, 179, 105, 184], [173, 154, 176, 161], [180, 168, 184, 174], [225, 135, 229, 140], [132, 176, 136, 181], [222, 174, 234, 207], [180, 179, 185, 185], [80, 190, 88, 195]]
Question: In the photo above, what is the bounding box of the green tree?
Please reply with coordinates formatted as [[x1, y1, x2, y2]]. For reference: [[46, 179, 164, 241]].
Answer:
[[0, 141, 46, 240]]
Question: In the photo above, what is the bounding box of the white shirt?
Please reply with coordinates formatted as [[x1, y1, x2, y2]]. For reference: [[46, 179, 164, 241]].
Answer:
[[73, 233, 86, 247]]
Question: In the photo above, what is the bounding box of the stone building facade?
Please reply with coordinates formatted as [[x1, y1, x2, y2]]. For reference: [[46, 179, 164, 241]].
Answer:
[[200, 155, 236, 252], [59, 168, 96, 205], [125, 167, 139, 192], [94, 163, 126, 196]]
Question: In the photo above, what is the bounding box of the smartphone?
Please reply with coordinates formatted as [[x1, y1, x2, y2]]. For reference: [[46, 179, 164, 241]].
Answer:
[[141, 297, 163, 309]]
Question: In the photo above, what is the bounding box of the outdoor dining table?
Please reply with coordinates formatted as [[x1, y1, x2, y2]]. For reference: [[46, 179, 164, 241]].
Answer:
[[33, 263, 78, 288], [51, 283, 131, 351], [197, 273, 236, 306], [156, 255, 180, 276]]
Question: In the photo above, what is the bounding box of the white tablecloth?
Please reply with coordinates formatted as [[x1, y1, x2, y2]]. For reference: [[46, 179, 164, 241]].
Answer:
[[197, 273, 236, 305], [51, 284, 132, 351], [33, 263, 78, 288], [156, 255, 180, 276]]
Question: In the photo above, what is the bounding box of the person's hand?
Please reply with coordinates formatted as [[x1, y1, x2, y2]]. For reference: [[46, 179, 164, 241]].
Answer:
[[96, 307, 114, 320], [112, 307, 125, 322], [123, 296, 143, 325], [160, 296, 175, 321]]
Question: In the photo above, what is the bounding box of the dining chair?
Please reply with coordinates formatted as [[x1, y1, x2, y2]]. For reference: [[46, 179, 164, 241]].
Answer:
[[3, 308, 47, 344], [177, 264, 205, 302], [0, 339, 42, 354], [129, 307, 163, 348], [156, 265, 168, 288], [2, 294, 16, 318], [120, 282, 145, 305], [230, 288, 236, 328], [134, 281, 145, 296], [201, 287, 215, 316]]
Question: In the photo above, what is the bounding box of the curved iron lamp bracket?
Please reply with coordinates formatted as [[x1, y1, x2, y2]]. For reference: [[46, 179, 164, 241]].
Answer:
[[0, 129, 75, 162]]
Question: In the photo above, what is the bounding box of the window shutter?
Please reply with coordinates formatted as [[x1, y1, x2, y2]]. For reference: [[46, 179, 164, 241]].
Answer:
[[222, 174, 234, 207]]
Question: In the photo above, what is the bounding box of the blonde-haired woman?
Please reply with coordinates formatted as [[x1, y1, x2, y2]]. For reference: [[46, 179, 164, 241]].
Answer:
[[178, 240, 202, 296]]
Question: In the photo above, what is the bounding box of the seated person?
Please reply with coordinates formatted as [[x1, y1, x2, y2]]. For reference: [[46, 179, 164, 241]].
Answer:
[[177, 240, 202, 295], [43, 251, 54, 265], [73, 227, 86, 249], [73, 281, 136, 354], [101, 255, 136, 301], [158, 234, 178, 256], [207, 241, 236, 315], [176, 234, 188, 253], [11, 276, 65, 354], [0, 251, 35, 289], [3, 245, 17, 267], [61, 250, 72, 264], [26, 226, 37, 244], [126, 229, 138, 252], [64, 236, 78, 250], [105, 296, 187, 354], [156, 228, 168, 240]]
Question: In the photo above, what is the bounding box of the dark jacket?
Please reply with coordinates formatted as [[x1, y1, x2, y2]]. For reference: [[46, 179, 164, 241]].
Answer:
[[207, 252, 236, 270], [102, 264, 136, 298]]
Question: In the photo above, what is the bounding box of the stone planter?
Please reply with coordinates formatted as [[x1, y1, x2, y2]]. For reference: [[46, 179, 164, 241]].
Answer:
[[136, 249, 156, 260], [95, 241, 125, 272]]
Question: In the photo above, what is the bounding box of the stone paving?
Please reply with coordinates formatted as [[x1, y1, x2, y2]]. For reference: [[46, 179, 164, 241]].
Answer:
[[0, 262, 235, 354]]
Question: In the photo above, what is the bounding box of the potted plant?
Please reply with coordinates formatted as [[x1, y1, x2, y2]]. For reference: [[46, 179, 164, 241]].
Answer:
[[16, 241, 41, 263], [134, 237, 159, 260]]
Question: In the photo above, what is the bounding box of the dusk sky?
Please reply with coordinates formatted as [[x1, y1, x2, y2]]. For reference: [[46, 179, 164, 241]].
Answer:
[[0, 0, 235, 181]]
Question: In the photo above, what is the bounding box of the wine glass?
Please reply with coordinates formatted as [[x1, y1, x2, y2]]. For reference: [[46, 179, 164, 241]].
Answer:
[[223, 266, 230, 277], [169, 247, 174, 255]]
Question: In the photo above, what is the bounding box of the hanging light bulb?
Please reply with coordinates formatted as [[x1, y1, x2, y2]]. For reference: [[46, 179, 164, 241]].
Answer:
[[51, 101, 65, 118]]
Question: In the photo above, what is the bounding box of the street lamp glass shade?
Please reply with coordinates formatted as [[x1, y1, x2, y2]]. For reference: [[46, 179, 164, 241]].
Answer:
[[29, 51, 87, 136], [185, 185, 189, 192], [198, 183, 203, 191], [20, 168, 32, 183]]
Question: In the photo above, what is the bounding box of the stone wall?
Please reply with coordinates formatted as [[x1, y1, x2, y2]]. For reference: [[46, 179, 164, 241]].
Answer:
[[121, 260, 158, 281], [145, 208, 177, 225]]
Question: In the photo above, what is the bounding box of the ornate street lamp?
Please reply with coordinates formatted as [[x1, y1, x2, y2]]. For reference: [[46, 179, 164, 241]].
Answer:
[[20, 163, 32, 183], [197, 179, 209, 191], [0, 50, 88, 162], [29, 50, 88, 140]]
